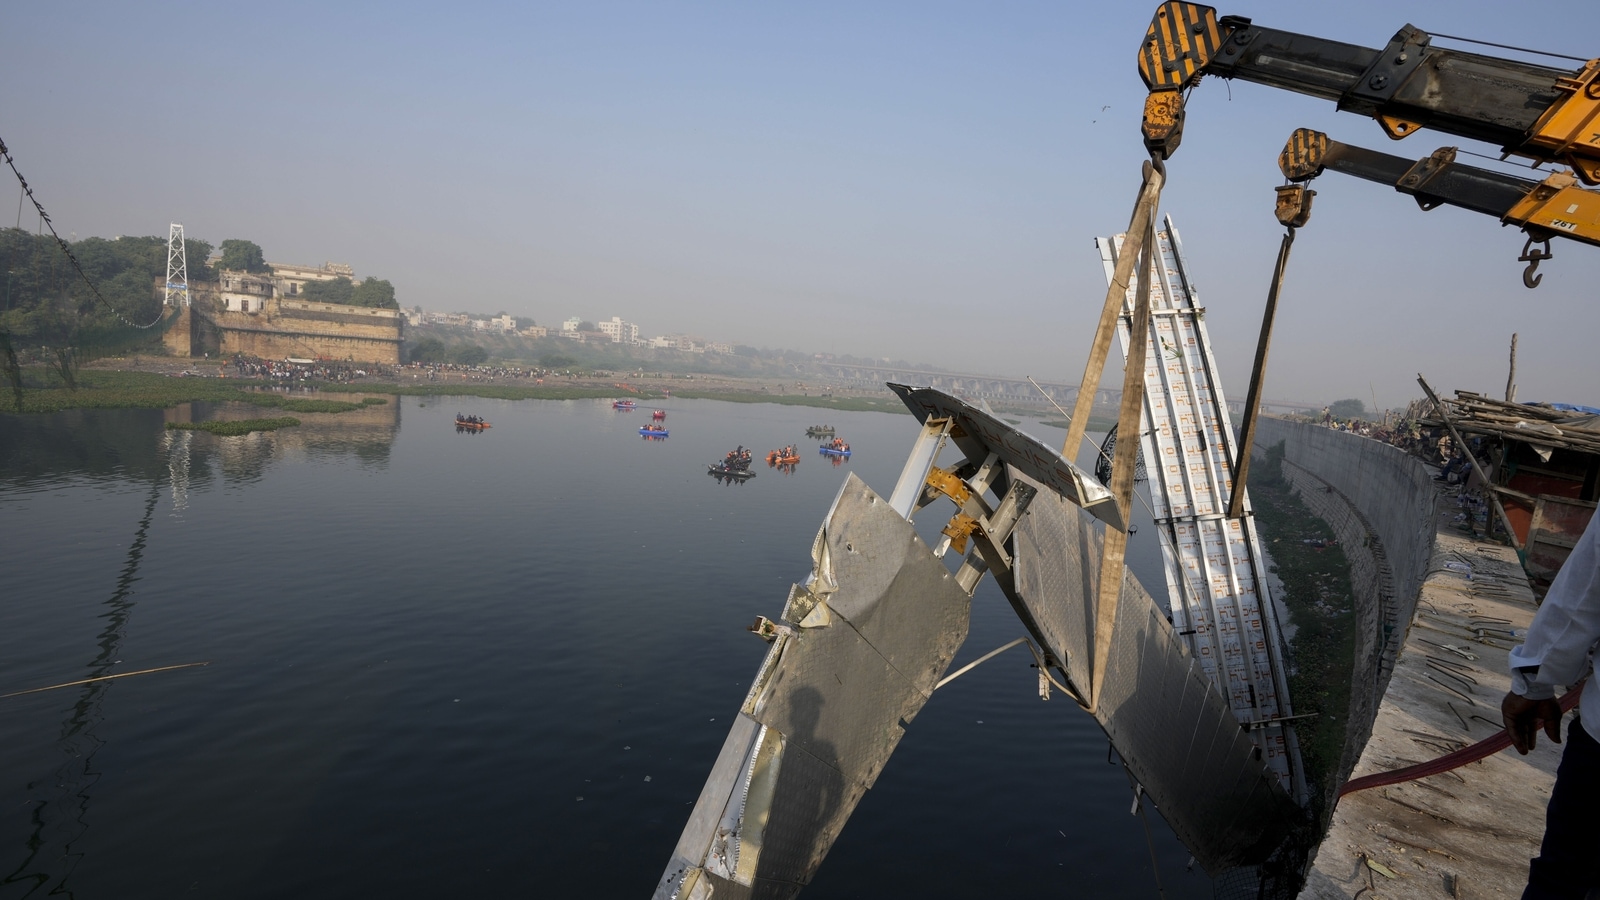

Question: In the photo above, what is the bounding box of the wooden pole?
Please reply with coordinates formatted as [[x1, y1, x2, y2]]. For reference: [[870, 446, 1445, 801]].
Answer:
[[1228, 228, 1295, 518], [1090, 217, 1158, 713], [1417, 375, 1522, 552], [1, 662, 210, 699], [1062, 161, 1165, 462], [1506, 333, 1518, 403]]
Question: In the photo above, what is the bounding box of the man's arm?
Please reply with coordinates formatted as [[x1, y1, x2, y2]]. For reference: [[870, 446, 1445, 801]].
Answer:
[[1503, 514, 1600, 753]]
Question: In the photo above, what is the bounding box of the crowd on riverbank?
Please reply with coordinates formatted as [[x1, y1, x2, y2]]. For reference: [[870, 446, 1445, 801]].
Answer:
[[230, 355, 391, 383]]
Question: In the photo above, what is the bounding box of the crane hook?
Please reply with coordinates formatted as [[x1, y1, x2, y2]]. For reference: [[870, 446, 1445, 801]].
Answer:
[[1518, 234, 1553, 289]]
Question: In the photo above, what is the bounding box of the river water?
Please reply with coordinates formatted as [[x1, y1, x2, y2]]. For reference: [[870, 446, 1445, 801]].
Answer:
[[0, 394, 1207, 899]]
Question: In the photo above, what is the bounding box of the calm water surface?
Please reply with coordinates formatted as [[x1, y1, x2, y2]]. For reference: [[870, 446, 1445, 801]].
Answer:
[[0, 395, 1207, 898]]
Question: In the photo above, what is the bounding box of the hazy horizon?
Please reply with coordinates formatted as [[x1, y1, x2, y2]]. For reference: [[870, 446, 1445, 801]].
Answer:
[[5, 1, 1597, 410]]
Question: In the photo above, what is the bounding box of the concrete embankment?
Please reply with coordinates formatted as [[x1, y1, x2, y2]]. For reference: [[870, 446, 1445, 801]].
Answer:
[[1256, 419, 1565, 899], [1255, 417, 1441, 790]]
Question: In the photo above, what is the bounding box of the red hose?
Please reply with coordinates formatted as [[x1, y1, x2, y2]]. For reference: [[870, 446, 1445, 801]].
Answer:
[[1338, 681, 1584, 798]]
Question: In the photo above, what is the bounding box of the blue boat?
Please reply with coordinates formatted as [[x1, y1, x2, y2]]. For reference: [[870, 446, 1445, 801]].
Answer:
[[640, 427, 669, 438], [819, 446, 851, 458]]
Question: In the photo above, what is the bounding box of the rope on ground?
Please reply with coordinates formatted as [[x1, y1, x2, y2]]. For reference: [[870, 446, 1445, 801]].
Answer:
[[1337, 682, 1583, 797]]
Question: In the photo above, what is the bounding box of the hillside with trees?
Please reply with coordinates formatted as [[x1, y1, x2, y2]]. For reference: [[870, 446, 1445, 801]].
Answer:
[[0, 227, 212, 351]]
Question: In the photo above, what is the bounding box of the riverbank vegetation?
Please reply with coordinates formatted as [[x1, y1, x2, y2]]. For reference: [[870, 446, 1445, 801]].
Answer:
[[166, 417, 301, 436], [1038, 415, 1120, 433], [1248, 441, 1358, 810], [0, 369, 399, 415], [5, 365, 1034, 420], [243, 394, 386, 414]]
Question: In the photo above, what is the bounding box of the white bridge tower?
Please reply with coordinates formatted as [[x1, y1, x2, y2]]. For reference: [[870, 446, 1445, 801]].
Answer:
[[165, 223, 189, 307]]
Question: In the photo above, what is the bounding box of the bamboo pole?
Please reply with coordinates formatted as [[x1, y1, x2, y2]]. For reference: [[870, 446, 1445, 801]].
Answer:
[[1417, 375, 1523, 552], [1061, 161, 1165, 461], [1090, 216, 1158, 713], [1, 662, 210, 699], [1506, 333, 1519, 403], [1228, 226, 1296, 518]]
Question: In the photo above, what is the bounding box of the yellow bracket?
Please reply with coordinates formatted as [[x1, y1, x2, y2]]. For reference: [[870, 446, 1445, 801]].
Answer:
[[1377, 114, 1424, 140], [924, 465, 972, 507], [941, 514, 980, 555], [1524, 59, 1600, 186], [1503, 170, 1600, 248]]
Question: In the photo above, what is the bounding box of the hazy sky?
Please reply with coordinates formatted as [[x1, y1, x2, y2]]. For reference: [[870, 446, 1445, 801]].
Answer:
[[4, 1, 1597, 408]]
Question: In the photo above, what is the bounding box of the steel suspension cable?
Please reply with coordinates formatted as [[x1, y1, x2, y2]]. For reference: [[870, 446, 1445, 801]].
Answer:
[[0, 135, 166, 329]]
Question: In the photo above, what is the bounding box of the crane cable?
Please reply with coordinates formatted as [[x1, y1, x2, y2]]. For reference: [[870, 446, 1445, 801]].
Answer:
[[1338, 681, 1584, 797], [0, 134, 167, 329]]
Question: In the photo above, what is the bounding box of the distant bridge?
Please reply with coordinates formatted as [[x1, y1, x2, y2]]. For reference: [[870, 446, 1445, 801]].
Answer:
[[802, 363, 1097, 408], [802, 362, 1322, 415]]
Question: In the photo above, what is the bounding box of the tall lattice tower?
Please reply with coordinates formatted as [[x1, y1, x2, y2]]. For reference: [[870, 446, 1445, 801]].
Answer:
[[165, 223, 189, 307]]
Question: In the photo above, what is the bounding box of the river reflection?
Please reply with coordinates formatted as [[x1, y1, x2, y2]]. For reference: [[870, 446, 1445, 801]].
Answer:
[[0, 396, 1202, 900]]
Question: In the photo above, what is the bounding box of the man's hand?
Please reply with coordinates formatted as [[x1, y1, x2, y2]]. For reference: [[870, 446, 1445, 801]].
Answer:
[[1502, 691, 1564, 755]]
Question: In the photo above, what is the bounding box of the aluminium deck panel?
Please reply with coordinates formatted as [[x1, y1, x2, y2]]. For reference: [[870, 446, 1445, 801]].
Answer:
[[1098, 217, 1303, 798]]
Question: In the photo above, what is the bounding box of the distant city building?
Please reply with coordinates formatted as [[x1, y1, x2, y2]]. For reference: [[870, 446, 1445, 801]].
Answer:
[[491, 314, 517, 333], [562, 316, 583, 333], [598, 316, 639, 344], [706, 341, 733, 355], [521, 325, 549, 338]]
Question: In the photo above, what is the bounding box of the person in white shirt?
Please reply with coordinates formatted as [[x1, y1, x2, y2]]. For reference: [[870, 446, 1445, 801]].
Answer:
[[1503, 514, 1600, 900]]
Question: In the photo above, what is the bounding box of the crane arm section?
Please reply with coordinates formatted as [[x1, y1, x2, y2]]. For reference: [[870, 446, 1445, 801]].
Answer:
[[1276, 128, 1600, 287], [1139, 2, 1600, 184]]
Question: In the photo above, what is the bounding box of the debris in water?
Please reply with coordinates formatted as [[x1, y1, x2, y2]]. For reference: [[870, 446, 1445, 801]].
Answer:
[[644, 776, 652, 782]]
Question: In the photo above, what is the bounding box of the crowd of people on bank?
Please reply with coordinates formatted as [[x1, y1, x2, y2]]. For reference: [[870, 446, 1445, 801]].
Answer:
[[400, 361, 552, 382], [230, 355, 388, 383]]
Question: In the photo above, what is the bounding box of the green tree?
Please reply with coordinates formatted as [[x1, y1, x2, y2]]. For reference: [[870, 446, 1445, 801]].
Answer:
[[1328, 398, 1366, 420], [351, 277, 397, 309], [406, 336, 445, 363], [303, 277, 355, 304], [541, 353, 577, 369], [218, 239, 269, 273], [448, 343, 488, 365]]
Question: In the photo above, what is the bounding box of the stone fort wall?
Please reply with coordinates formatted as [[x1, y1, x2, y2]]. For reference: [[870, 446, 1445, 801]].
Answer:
[[162, 295, 402, 364]]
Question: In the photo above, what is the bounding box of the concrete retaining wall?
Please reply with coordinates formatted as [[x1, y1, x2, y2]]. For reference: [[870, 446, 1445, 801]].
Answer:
[[1252, 418, 1440, 790]]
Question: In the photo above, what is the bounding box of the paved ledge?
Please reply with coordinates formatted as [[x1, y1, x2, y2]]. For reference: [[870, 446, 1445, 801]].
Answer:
[[1300, 507, 1564, 899]]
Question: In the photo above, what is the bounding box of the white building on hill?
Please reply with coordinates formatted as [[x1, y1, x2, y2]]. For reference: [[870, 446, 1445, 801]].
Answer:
[[598, 316, 639, 344]]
